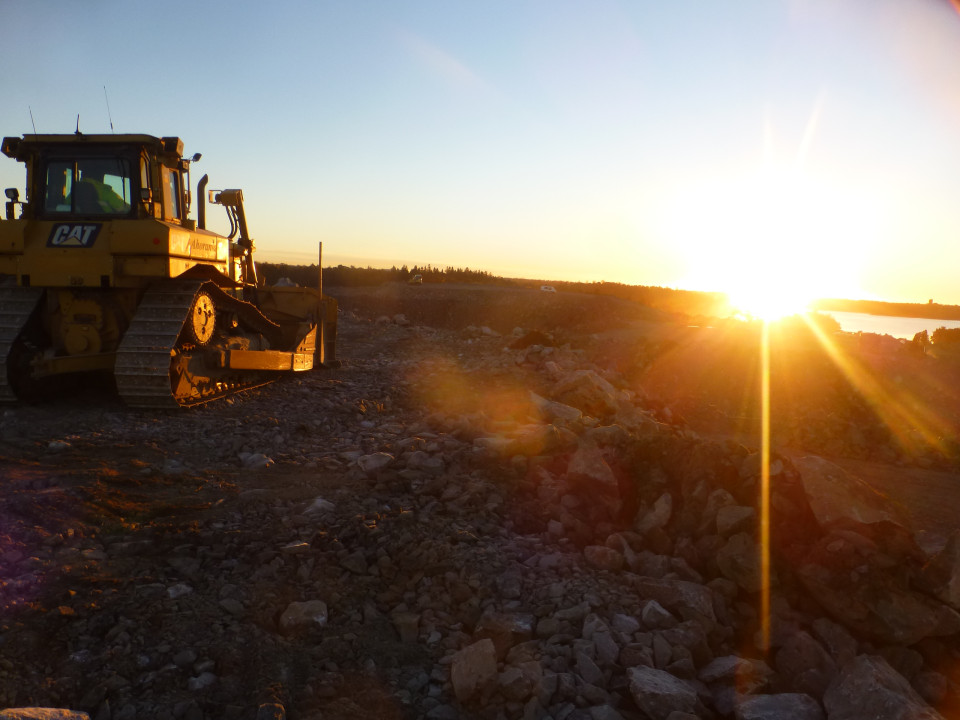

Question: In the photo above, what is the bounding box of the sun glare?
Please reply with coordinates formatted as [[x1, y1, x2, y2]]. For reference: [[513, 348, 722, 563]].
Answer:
[[658, 97, 878, 318], [664, 164, 869, 319], [729, 284, 812, 321]]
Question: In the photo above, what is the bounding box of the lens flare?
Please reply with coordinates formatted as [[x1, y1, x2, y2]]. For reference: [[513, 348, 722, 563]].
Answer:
[[801, 316, 951, 457], [755, 310, 956, 656], [759, 321, 772, 653]]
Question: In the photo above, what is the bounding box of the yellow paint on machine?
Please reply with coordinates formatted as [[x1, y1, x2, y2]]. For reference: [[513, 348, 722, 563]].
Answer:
[[221, 349, 314, 371], [7, 219, 229, 287]]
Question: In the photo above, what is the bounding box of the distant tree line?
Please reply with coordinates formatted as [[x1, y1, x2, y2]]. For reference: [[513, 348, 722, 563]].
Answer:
[[907, 327, 960, 360], [813, 298, 960, 321], [931, 327, 960, 346], [257, 262, 496, 288], [257, 263, 322, 288], [905, 327, 960, 348]]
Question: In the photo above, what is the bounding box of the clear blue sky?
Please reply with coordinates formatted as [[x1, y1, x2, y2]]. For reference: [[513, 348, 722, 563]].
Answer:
[[4, 0, 960, 306]]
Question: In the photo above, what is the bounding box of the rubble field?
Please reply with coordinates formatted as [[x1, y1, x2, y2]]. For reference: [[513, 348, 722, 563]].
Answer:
[[0, 282, 959, 720]]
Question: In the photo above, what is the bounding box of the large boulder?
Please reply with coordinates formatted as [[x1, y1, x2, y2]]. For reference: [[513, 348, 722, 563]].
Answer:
[[626, 666, 701, 718], [451, 639, 498, 704], [699, 655, 773, 693], [552, 369, 625, 418], [823, 655, 945, 720], [278, 600, 328, 635], [715, 532, 764, 593], [529, 391, 583, 424], [356, 451, 394, 476], [793, 456, 906, 529], [634, 492, 673, 535], [919, 530, 960, 611], [473, 611, 535, 661], [633, 577, 717, 626], [797, 524, 960, 645], [565, 438, 621, 499], [773, 630, 837, 700]]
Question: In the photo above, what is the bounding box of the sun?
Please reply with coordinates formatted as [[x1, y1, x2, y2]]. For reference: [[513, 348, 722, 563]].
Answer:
[[663, 164, 870, 319], [728, 282, 812, 321]]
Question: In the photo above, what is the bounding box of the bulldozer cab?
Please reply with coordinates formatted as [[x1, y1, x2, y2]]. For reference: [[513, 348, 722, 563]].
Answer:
[[3, 134, 191, 225]]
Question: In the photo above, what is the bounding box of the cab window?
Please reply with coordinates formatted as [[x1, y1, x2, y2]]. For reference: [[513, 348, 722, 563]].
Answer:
[[140, 155, 151, 195], [43, 157, 132, 215], [44, 161, 73, 212], [162, 166, 181, 220]]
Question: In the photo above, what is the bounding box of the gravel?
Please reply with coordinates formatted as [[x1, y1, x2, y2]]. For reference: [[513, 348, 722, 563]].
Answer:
[[0, 285, 957, 720]]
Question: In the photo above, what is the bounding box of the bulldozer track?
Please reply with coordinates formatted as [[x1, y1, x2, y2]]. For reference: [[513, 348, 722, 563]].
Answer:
[[115, 280, 274, 408], [115, 280, 201, 408], [0, 286, 43, 404]]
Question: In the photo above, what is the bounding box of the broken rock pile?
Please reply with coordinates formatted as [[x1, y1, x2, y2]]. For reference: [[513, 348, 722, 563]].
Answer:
[[0, 312, 957, 719], [413, 329, 960, 718]]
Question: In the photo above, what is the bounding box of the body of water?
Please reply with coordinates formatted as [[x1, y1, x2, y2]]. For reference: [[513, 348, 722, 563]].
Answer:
[[824, 311, 960, 340]]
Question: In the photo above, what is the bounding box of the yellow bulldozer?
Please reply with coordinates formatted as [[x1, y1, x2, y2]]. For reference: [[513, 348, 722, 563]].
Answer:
[[0, 132, 337, 408]]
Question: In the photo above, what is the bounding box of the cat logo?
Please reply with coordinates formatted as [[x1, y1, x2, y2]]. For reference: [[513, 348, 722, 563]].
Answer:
[[47, 223, 102, 248]]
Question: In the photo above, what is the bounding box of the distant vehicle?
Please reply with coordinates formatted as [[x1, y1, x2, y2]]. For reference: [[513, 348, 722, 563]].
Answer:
[[409, 274, 423, 285], [540, 285, 556, 293]]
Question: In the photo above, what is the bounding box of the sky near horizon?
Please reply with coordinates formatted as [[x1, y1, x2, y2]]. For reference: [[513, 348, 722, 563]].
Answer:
[[3, 1, 960, 307]]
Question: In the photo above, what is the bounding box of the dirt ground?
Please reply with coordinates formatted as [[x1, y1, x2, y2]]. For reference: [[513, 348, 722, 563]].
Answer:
[[0, 281, 958, 717]]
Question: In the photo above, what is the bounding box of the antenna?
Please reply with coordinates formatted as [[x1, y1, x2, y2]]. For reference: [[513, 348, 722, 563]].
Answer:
[[28, 106, 37, 135], [104, 86, 114, 133], [75, 114, 81, 135]]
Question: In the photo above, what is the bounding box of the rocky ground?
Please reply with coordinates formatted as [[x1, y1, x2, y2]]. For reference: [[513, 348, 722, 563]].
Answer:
[[0, 283, 959, 720]]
